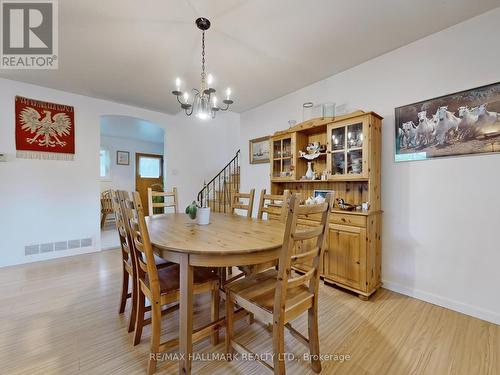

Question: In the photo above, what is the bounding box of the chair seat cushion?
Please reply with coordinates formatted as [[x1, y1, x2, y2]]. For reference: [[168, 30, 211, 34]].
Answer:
[[225, 269, 313, 314], [153, 254, 172, 268], [133, 254, 171, 268], [142, 265, 218, 295]]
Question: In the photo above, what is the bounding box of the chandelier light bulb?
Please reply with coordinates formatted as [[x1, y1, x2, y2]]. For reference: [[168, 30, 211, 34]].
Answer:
[[207, 74, 214, 86], [175, 78, 181, 91], [212, 96, 218, 107], [199, 113, 208, 120], [183, 92, 189, 102], [226, 88, 231, 100]]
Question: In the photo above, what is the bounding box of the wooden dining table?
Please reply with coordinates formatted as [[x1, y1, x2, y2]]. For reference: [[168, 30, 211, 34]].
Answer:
[[146, 212, 285, 375]]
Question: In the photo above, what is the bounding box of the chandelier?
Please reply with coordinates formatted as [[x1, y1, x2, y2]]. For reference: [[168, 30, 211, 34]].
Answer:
[[172, 17, 234, 120]]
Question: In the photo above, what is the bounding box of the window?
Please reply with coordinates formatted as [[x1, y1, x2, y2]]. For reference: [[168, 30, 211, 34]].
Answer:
[[100, 148, 110, 179], [139, 156, 162, 178]]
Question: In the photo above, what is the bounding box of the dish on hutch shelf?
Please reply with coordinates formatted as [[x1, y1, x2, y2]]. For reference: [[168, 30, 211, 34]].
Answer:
[[336, 198, 356, 211]]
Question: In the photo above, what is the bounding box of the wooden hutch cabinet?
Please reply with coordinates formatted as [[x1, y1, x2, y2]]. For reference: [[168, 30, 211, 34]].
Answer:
[[269, 110, 382, 300]]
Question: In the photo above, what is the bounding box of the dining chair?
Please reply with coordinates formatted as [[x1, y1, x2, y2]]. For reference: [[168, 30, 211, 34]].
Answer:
[[124, 191, 220, 375], [240, 189, 292, 277], [147, 187, 179, 216], [227, 188, 256, 277], [114, 191, 171, 336], [110, 190, 137, 334], [225, 192, 333, 375], [230, 189, 255, 218], [257, 189, 291, 222], [101, 189, 115, 228]]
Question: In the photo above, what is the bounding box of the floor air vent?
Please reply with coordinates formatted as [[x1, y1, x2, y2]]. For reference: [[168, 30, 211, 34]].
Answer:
[[40, 243, 54, 253], [54, 241, 68, 251], [24, 245, 40, 256], [25, 237, 93, 256]]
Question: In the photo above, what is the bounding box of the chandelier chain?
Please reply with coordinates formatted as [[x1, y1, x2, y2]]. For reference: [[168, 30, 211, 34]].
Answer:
[[201, 31, 206, 85]]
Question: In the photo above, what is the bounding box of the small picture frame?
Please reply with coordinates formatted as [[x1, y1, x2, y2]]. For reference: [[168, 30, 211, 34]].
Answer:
[[249, 136, 270, 164], [116, 151, 130, 165]]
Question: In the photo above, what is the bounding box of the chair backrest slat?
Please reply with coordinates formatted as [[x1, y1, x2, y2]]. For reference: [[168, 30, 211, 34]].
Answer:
[[147, 187, 179, 216], [290, 246, 320, 264], [110, 191, 130, 262], [273, 192, 334, 314], [101, 190, 114, 213], [257, 189, 291, 222], [291, 225, 324, 241], [296, 202, 329, 215], [230, 189, 255, 218], [287, 268, 315, 290]]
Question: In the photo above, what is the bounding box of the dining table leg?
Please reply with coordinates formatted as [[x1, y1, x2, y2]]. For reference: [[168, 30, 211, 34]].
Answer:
[[179, 253, 194, 375]]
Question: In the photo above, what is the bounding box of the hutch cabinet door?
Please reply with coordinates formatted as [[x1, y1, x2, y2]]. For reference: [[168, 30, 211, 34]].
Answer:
[[271, 133, 296, 180], [325, 224, 367, 290], [327, 116, 370, 180]]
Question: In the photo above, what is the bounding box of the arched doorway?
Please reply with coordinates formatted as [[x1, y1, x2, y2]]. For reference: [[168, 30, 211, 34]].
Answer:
[[99, 115, 165, 250]]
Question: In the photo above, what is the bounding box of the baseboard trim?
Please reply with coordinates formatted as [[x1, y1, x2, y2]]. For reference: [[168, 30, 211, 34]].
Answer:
[[0, 247, 99, 269], [101, 245, 119, 251], [382, 279, 500, 326]]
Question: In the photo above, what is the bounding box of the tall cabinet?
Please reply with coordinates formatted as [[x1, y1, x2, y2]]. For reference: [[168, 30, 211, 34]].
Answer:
[[270, 111, 382, 300]]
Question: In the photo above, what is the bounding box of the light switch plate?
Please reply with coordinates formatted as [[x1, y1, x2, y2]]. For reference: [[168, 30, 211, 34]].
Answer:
[[0, 153, 7, 162]]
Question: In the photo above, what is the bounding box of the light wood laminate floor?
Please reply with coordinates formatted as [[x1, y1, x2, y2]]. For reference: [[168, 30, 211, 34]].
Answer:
[[0, 249, 498, 375]]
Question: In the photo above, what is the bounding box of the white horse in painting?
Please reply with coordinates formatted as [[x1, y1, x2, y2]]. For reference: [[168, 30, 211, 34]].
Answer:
[[475, 104, 500, 136], [416, 111, 435, 146], [401, 121, 418, 148], [457, 106, 478, 140], [434, 106, 461, 145]]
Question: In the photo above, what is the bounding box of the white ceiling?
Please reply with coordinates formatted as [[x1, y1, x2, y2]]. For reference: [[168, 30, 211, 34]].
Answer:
[[100, 115, 164, 144], [2, 0, 500, 114]]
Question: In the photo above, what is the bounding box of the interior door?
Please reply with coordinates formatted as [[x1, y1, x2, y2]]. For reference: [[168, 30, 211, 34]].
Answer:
[[135, 153, 164, 214]]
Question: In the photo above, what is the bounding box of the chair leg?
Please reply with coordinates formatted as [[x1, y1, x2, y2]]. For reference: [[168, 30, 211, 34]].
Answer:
[[100, 213, 107, 228], [247, 313, 254, 325], [119, 268, 129, 314], [127, 273, 138, 333], [308, 306, 322, 373], [147, 300, 162, 375], [225, 291, 234, 358], [133, 290, 146, 346], [211, 284, 220, 345], [219, 267, 227, 287], [272, 319, 286, 375]]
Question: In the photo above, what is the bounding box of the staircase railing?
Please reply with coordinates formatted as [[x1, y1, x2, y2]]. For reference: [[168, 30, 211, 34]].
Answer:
[[197, 150, 240, 213]]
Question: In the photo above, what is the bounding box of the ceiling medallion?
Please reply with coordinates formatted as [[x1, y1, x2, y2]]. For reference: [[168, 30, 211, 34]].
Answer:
[[172, 17, 234, 120]]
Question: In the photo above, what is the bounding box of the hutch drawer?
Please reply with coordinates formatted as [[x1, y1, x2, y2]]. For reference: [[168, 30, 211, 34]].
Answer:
[[331, 213, 366, 227]]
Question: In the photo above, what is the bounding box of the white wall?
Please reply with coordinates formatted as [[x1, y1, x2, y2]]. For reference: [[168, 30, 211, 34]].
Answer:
[[240, 8, 500, 324], [100, 136, 164, 193], [0, 78, 240, 267]]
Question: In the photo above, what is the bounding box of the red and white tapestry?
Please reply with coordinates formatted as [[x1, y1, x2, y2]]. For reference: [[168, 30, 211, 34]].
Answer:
[[15, 96, 75, 160]]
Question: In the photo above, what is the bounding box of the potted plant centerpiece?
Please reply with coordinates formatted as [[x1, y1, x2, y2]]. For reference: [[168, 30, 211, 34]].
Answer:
[[185, 201, 211, 225]]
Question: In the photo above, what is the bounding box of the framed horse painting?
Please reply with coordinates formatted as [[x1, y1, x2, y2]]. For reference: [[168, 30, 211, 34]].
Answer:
[[395, 82, 500, 161]]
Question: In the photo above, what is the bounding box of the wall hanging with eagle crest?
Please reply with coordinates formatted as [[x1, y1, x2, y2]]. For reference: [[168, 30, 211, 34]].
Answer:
[[15, 96, 75, 160]]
